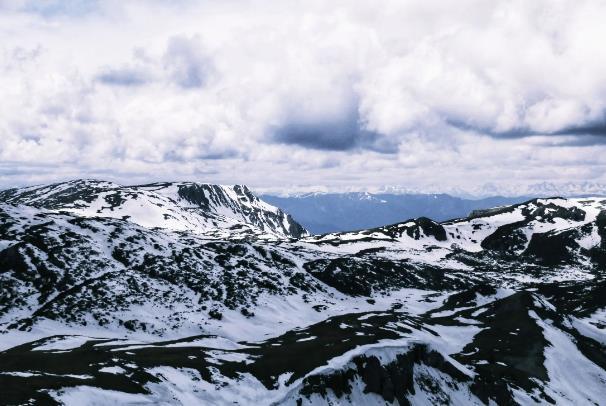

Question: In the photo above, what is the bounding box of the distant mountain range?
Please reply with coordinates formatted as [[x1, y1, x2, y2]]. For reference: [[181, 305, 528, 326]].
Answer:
[[256, 181, 606, 201], [261, 193, 531, 234], [468, 181, 606, 199]]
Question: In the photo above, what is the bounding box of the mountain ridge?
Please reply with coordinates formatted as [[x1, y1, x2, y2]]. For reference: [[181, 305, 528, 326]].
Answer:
[[0, 179, 308, 239]]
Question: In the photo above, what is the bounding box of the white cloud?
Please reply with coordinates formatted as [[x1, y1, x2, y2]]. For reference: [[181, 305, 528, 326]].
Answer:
[[1, 0, 606, 194]]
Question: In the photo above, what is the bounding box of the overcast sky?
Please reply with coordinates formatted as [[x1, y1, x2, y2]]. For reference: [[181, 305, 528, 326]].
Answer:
[[1, 0, 606, 195]]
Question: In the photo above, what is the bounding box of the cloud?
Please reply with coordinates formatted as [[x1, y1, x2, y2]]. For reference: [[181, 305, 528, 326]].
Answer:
[[0, 0, 98, 16], [163, 35, 211, 89], [1, 0, 606, 193], [555, 122, 606, 137], [96, 66, 151, 86], [271, 97, 393, 152]]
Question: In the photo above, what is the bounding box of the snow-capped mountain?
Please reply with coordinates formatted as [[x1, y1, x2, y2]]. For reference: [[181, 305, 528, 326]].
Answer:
[[1, 181, 606, 405], [258, 181, 606, 200], [0, 180, 308, 239]]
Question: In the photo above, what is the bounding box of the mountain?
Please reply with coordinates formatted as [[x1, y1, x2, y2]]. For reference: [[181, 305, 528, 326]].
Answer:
[[1, 181, 606, 405], [261, 192, 530, 234], [0, 179, 308, 239], [367, 182, 606, 199]]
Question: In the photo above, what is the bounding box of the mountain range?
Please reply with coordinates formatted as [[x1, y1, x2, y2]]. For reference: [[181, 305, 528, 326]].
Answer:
[[261, 193, 530, 234], [1, 180, 606, 405]]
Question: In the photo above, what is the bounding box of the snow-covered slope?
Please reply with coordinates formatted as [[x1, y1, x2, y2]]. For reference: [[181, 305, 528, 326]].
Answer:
[[1, 182, 606, 405], [0, 180, 308, 239]]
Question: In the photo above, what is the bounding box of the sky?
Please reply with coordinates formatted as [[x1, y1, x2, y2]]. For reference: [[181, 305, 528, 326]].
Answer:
[[1, 0, 606, 196]]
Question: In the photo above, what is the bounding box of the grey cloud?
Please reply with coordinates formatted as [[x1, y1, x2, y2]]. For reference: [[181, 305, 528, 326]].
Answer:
[[447, 117, 606, 145], [272, 120, 397, 152], [96, 67, 151, 87], [164, 148, 239, 162], [272, 103, 397, 153], [554, 122, 606, 137], [546, 135, 606, 147], [163, 36, 210, 89], [273, 120, 361, 151], [444, 119, 538, 139]]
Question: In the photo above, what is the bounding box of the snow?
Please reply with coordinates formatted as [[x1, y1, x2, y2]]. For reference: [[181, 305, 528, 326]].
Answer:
[[98, 366, 126, 375], [529, 311, 606, 404], [0, 239, 17, 251], [164, 336, 247, 350], [295, 336, 317, 342], [1, 371, 39, 377], [32, 335, 95, 351], [2, 180, 305, 239], [572, 308, 606, 346], [408, 364, 483, 405], [207, 350, 251, 363], [52, 387, 153, 405]]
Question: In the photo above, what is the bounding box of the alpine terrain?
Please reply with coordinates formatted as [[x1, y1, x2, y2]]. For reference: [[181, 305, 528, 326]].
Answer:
[[1, 180, 606, 405]]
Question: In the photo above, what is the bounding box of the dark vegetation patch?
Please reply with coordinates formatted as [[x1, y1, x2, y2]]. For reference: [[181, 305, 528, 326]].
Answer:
[[425, 283, 497, 317], [523, 228, 581, 265], [303, 257, 471, 296], [452, 292, 554, 405], [481, 220, 529, 252]]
